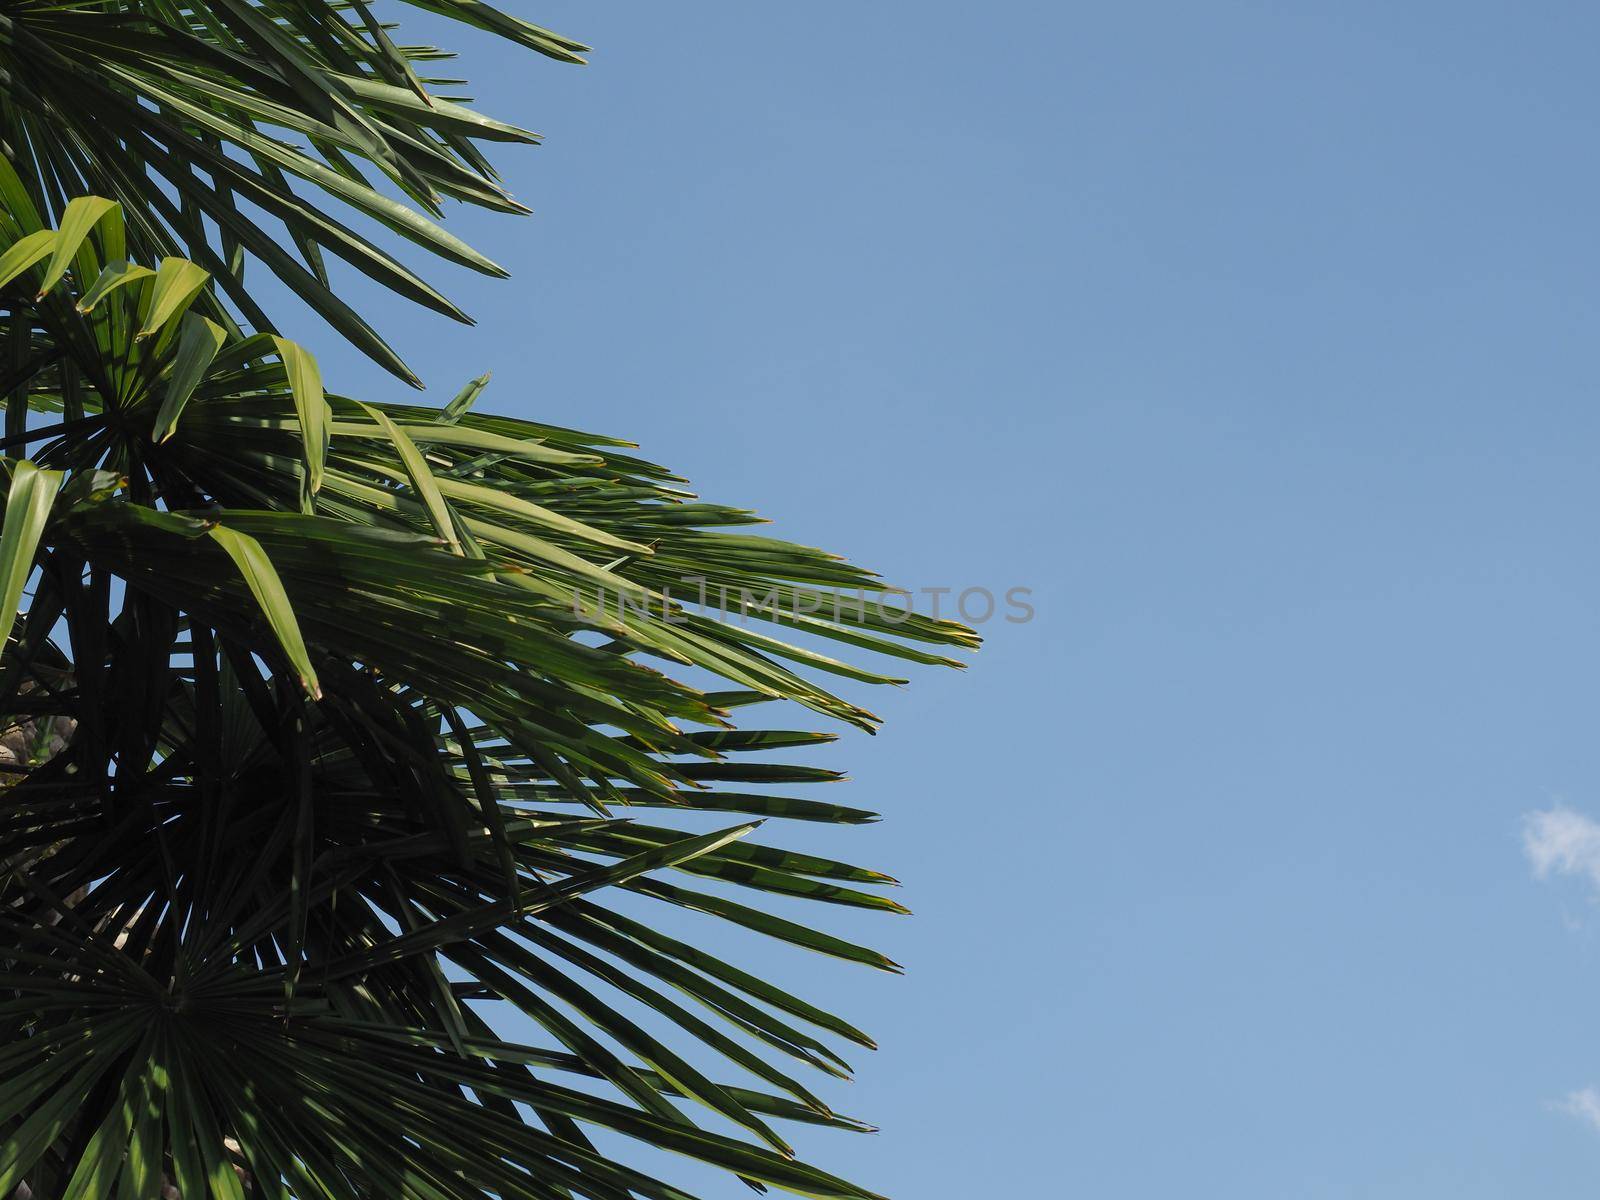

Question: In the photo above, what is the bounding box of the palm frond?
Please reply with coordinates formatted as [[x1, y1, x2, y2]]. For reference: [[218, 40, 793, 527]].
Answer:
[[0, 199, 976, 1198], [0, 0, 586, 384]]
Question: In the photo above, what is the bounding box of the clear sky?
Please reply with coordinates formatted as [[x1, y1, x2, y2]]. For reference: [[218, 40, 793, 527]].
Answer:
[[296, 2, 1600, 1195]]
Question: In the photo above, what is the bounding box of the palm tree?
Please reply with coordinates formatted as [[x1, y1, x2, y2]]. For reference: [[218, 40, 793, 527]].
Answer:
[[0, 4, 976, 1197]]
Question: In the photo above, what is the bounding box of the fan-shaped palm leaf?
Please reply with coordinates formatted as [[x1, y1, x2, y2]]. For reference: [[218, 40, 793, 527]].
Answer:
[[0, 195, 976, 1198], [0, 0, 585, 384]]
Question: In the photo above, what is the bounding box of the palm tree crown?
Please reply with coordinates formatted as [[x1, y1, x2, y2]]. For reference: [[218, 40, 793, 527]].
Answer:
[[0, 5, 976, 1198]]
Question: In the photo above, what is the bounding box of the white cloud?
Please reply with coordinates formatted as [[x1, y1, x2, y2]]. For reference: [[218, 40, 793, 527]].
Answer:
[[1556, 1088, 1600, 1134], [1523, 806, 1600, 890], [1531, 816, 1600, 1137]]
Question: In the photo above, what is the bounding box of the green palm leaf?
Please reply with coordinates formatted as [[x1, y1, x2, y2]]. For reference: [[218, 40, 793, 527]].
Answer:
[[0, 0, 586, 384], [0, 202, 977, 1198]]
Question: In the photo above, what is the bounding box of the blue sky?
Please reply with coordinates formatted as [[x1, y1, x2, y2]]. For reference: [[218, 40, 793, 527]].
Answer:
[[296, 2, 1600, 1194]]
